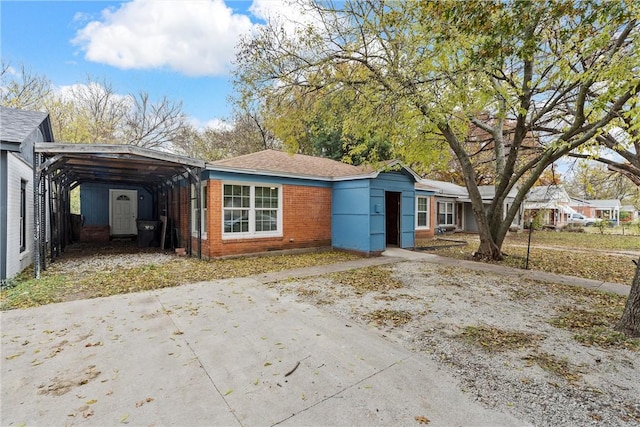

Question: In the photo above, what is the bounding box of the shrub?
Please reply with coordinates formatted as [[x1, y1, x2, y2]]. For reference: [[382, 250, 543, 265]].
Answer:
[[561, 223, 585, 233]]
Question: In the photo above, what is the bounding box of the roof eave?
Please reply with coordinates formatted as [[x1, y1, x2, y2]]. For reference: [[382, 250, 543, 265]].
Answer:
[[205, 164, 335, 182]]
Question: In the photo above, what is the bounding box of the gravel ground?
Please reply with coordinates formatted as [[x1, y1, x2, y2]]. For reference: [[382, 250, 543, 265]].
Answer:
[[271, 260, 640, 426], [44, 242, 175, 275]]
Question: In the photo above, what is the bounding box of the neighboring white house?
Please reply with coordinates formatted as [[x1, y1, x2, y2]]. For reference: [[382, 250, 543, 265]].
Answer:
[[524, 185, 629, 227], [0, 106, 54, 283], [523, 185, 575, 227], [589, 199, 621, 225]]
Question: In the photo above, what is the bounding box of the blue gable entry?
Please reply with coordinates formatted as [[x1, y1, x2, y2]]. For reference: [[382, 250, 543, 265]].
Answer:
[[332, 167, 417, 255]]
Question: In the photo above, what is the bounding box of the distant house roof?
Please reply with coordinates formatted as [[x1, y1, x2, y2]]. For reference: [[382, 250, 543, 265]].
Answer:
[[209, 149, 365, 179], [419, 179, 468, 197], [589, 199, 621, 209], [415, 181, 440, 192], [569, 197, 592, 207], [525, 185, 571, 203], [478, 185, 519, 200], [0, 106, 52, 149]]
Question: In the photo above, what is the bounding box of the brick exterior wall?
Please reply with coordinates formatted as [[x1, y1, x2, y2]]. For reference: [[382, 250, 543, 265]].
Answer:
[[187, 180, 332, 258]]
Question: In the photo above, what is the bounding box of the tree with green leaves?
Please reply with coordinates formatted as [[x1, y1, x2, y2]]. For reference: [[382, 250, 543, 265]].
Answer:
[[235, 0, 639, 260]]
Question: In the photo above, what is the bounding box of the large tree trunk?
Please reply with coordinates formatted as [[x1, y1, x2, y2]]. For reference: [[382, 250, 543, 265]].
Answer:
[[615, 257, 640, 338], [474, 235, 504, 261]]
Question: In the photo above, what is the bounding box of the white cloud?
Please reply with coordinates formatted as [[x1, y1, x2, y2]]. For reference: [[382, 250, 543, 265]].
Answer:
[[249, 0, 320, 36], [250, 0, 298, 22], [188, 116, 232, 132], [72, 0, 255, 77], [4, 65, 18, 76]]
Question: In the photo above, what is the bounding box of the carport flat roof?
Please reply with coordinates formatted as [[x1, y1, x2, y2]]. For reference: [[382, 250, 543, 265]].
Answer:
[[34, 143, 205, 186]]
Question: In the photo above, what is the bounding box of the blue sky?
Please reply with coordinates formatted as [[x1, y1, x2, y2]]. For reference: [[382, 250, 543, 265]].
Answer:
[[1, 0, 293, 128]]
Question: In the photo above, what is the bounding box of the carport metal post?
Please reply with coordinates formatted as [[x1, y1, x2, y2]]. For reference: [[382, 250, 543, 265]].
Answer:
[[33, 152, 40, 278], [33, 152, 47, 279], [48, 174, 56, 262]]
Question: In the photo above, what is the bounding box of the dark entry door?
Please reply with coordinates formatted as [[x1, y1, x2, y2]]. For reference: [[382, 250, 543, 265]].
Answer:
[[385, 192, 400, 246]]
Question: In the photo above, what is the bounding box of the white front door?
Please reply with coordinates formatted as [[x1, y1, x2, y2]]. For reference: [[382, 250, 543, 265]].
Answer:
[[109, 189, 138, 235]]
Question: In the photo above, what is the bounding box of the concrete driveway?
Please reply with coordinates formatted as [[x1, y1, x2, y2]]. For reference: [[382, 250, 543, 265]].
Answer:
[[2, 275, 524, 426]]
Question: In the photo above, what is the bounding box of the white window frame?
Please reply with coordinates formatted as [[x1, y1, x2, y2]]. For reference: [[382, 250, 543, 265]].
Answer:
[[222, 182, 282, 239], [20, 180, 27, 253], [191, 183, 207, 239], [415, 196, 430, 229], [437, 201, 455, 226]]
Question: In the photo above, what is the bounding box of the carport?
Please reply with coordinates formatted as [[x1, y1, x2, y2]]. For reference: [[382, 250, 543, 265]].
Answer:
[[33, 143, 205, 278]]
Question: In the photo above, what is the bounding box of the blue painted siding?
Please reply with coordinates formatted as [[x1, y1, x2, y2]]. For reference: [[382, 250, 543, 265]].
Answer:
[[332, 171, 417, 254], [401, 193, 416, 249], [370, 172, 416, 250], [332, 179, 371, 252], [369, 187, 386, 252], [81, 183, 152, 226]]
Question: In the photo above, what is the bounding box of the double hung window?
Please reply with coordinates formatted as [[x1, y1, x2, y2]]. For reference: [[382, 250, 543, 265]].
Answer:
[[416, 196, 430, 229], [437, 201, 454, 226], [223, 184, 281, 237]]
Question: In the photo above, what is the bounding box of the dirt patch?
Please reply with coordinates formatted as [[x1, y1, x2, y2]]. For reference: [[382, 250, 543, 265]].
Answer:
[[273, 260, 640, 426], [38, 365, 101, 396]]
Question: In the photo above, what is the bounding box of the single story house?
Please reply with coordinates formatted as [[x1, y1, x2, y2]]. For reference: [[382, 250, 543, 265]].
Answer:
[[166, 150, 436, 257], [0, 106, 54, 283], [589, 199, 621, 225], [525, 185, 625, 227], [524, 185, 575, 227], [30, 145, 438, 273], [419, 179, 523, 233]]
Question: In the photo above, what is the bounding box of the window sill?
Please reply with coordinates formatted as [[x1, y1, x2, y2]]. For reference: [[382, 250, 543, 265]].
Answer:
[[19, 250, 30, 261], [222, 234, 283, 243], [191, 232, 207, 240]]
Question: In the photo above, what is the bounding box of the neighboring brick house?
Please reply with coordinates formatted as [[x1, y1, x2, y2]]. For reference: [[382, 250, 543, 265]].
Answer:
[[0, 106, 54, 282], [419, 179, 523, 233]]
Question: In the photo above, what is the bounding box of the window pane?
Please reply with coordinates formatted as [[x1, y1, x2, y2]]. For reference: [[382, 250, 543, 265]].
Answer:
[[224, 209, 249, 233], [418, 197, 427, 212], [224, 185, 250, 208], [256, 210, 277, 232], [418, 212, 427, 227], [255, 186, 278, 209]]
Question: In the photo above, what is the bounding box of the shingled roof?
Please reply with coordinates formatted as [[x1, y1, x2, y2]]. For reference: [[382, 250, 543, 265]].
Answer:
[[0, 106, 51, 144], [209, 149, 367, 179]]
